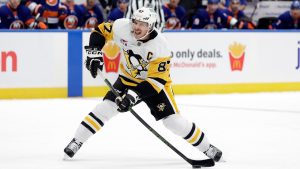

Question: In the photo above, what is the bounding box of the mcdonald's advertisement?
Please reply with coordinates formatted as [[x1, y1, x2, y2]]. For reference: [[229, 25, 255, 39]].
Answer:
[[164, 32, 300, 84], [82, 31, 300, 87]]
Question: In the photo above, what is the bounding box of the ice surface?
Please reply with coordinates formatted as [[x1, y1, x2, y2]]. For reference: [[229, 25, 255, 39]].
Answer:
[[0, 92, 300, 169]]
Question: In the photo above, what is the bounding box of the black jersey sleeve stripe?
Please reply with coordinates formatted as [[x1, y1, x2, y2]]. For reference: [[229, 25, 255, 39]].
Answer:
[[81, 121, 96, 134], [184, 123, 196, 140], [149, 77, 167, 85], [89, 112, 104, 127]]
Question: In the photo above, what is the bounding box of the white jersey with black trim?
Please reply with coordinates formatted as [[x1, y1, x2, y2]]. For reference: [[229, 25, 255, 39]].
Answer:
[[95, 18, 177, 111], [113, 18, 172, 92]]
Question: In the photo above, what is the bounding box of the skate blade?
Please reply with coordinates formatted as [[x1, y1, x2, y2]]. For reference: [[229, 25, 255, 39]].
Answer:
[[62, 154, 72, 161], [218, 156, 226, 163]]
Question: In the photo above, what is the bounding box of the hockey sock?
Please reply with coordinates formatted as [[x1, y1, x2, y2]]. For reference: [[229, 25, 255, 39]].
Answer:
[[183, 122, 210, 152], [74, 112, 105, 143], [74, 100, 119, 143], [163, 114, 210, 153]]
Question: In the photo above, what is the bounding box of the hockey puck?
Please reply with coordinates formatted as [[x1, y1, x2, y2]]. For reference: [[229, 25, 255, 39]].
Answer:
[[192, 165, 201, 168]]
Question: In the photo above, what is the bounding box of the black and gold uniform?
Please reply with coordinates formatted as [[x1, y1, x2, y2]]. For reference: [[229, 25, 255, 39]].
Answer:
[[64, 16, 223, 163], [92, 18, 178, 120]]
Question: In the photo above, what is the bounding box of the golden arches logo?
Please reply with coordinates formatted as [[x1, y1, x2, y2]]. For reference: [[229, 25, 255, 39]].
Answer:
[[102, 41, 121, 73], [229, 42, 246, 71]]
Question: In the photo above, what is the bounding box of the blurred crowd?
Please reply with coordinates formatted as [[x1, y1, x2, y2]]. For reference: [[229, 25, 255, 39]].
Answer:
[[0, 0, 299, 29]]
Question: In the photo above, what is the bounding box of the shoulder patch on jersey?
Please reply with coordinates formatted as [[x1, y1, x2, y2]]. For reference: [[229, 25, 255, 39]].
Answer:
[[120, 39, 128, 46]]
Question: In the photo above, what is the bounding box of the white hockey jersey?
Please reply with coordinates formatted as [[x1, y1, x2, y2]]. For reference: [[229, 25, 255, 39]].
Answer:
[[95, 18, 172, 94]]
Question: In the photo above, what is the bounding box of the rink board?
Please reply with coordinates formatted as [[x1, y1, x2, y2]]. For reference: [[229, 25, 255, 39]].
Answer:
[[0, 32, 68, 98], [0, 30, 300, 98]]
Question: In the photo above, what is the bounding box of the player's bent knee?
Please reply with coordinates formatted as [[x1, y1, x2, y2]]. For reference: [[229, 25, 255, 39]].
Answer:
[[162, 114, 193, 137], [92, 100, 119, 122]]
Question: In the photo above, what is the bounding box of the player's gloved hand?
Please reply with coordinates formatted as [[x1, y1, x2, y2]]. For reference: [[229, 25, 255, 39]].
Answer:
[[85, 46, 104, 78], [229, 17, 244, 29], [115, 90, 137, 112]]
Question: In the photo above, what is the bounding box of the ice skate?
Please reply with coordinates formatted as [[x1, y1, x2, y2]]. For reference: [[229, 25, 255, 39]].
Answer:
[[204, 144, 223, 162], [63, 138, 82, 158]]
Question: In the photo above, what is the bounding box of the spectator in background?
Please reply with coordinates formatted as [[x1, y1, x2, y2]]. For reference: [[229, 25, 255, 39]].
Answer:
[[223, 0, 255, 29], [80, 0, 104, 29], [224, 0, 245, 19], [179, 0, 203, 29], [107, 0, 128, 22], [271, 0, 300, 29], [106, 0, 118, 13], [24, 0, 67, 29], [191, 0, 239, 29], [60, 0, 84, 29], [163, 0, 186, 30], [219, 0, 247, 11], [0, 0, 47, 29]]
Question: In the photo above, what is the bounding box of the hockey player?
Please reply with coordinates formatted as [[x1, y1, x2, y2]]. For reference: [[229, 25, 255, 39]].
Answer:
[[79, 0, 104, 29], [0, 0, 47, 29], [63, 7, 223, 163], [223, 0, 246, 20], [107, 0, 129, 22], [219, 0, 247, 11], [163, 0, 187, 29], [59, 0, 84, 29], [24, 0, 68, 29], [191, 0, 230, 29], [271, 0, 300, 29], [191, 0, 249, 29], [223, 0, 255, 29]]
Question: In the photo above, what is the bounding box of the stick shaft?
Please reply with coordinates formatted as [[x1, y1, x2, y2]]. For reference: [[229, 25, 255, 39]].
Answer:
[[102, 78, 192, 164]]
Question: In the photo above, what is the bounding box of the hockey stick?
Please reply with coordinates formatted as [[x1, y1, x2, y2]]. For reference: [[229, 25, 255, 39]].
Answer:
[[31, 13, 41, 29], [250, 0, 259, 21], [99, 74, 215, 168]]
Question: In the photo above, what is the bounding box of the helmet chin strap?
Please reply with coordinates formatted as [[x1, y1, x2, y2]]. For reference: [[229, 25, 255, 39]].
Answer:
[[136, 28, 154, 41]]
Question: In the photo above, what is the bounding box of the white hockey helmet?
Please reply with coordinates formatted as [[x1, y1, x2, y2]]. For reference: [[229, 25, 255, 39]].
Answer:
[[131, 7, 157, 30]]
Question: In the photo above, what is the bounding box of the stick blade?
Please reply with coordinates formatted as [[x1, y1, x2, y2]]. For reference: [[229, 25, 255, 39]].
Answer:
[[190, 159, 215, 167]]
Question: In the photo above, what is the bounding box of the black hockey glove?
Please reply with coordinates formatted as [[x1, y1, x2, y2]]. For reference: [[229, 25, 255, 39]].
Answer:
[[85, 46, 104, 78], [115, 91, 137, 112]]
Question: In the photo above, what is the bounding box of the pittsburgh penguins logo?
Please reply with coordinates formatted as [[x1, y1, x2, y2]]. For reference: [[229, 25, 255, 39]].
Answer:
[[64, 15, 78, 29], [123, 49, 149, 78], [9, 20, 24, 29]]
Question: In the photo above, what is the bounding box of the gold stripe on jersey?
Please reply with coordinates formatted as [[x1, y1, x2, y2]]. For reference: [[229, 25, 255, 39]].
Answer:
[[95, 22, 114, 41], [164, 85, 179, 113], [147, 56, 172, 83]]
